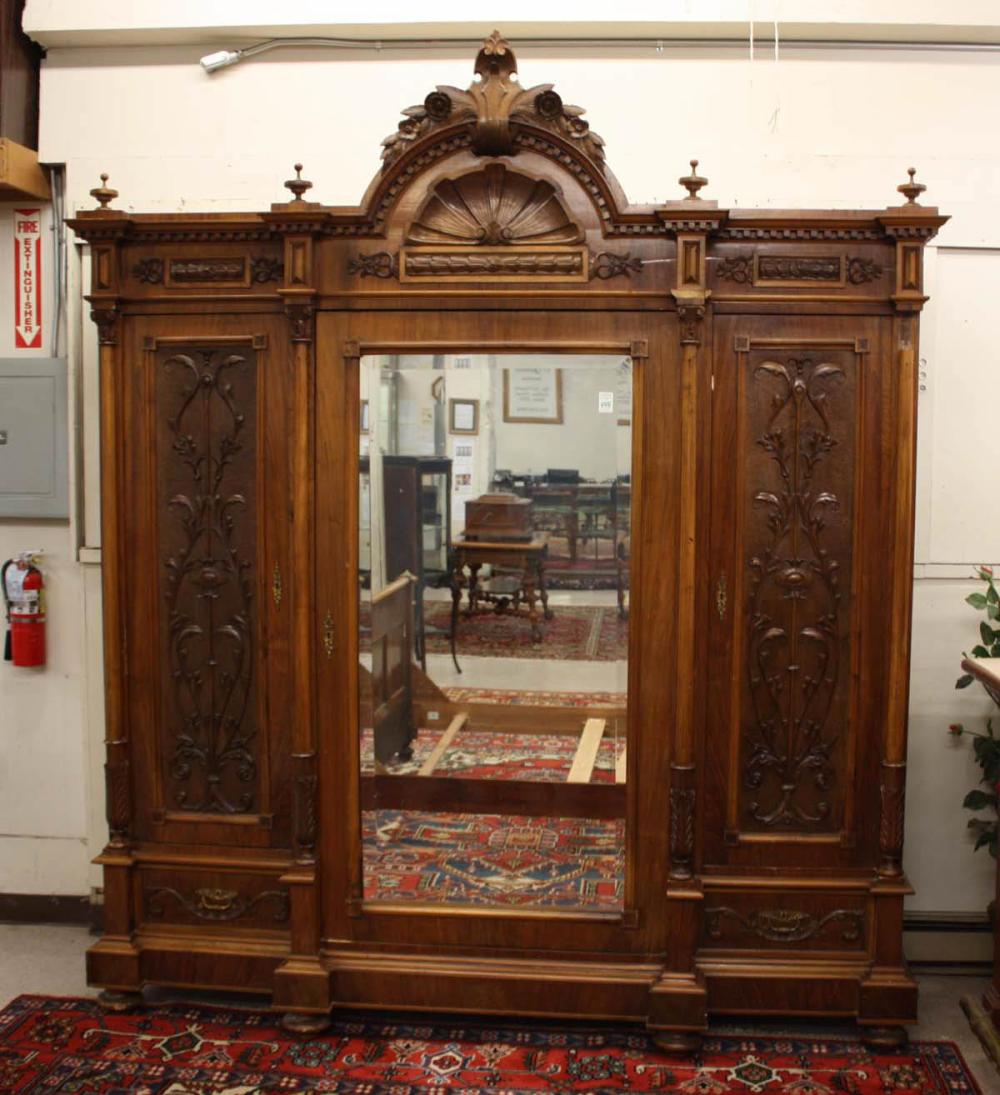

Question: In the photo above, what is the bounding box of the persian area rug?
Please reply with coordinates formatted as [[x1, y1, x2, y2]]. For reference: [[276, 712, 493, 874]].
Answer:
[[360, 728, 624, 783], [431, 602, 628, 662], [498, 555, 621, 592], [363, 810, 624, 908], [360, 602, 628, 661], [0, 995, 982, 1094], [442, 686, 626, 708]]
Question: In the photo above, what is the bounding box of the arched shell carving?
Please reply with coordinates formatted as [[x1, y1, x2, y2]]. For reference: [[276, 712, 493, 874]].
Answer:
[[406, 163, 582, 246]]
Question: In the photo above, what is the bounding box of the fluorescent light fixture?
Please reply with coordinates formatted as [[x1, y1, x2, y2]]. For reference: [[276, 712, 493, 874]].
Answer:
[[200, 49, 241, 73]]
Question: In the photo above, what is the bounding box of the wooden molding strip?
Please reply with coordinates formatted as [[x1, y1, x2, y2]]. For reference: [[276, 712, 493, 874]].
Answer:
[[567, 718, 606, 784], [418, 713, 468, 776]]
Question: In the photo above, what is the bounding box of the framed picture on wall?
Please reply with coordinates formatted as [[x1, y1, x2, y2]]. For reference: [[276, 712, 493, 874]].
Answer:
[[503, 366, 563, 424], [448, 398, 480, 435], [360, 399, 370, 434]]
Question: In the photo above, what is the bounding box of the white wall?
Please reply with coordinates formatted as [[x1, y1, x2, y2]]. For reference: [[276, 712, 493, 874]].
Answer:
[[0, 199, 94, 895], [18, 12, 1000, 911]]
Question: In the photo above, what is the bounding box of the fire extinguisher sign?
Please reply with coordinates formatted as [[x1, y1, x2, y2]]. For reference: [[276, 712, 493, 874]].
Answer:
[[14, 208, 42, 349]]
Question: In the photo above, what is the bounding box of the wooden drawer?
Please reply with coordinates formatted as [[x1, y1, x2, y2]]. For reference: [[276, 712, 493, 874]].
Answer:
[[137, 867, 290, 933], [700, 890, 868, 952]]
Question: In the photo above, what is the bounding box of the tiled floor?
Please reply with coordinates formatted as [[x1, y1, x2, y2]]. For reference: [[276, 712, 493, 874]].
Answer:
[[0, 923, 995, 1088]]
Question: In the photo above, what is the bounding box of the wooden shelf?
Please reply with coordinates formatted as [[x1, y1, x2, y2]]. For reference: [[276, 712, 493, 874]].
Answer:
[[0, 139, 50, 201]]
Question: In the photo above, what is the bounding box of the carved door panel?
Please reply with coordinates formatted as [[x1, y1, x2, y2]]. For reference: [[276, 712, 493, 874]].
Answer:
[[122, 316, 293, 849], [702, 316, 886, 870]]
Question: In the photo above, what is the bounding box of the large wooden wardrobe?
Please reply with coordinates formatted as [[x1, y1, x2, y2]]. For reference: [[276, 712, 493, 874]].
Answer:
[[70, 34, 946, 1048]]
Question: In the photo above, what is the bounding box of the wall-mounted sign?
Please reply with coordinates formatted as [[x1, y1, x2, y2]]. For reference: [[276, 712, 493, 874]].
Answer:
[[502, 366, 563, 424], [14, 208, 41, 349]]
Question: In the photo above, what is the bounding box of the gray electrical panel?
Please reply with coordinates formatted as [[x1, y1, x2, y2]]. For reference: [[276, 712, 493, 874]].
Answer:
[[0, 358, 68, 518]]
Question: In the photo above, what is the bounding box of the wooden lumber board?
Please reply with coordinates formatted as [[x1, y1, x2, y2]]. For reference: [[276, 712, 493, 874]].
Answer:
[[567, 718, 606, 784], [361, 774, 625, 819], [418, 712, 468, 776], [413, 701, 625, 737]]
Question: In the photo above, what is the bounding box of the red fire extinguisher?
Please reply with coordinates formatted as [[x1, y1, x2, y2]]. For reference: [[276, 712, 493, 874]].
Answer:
[[2, 551, 46, 667]]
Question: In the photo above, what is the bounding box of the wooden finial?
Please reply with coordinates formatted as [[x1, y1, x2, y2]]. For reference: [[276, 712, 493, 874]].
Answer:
[[90, 172, 118, 211], [475, 30, 516, 78], [284, 163, 313, 203], [897, 166, 926, 205], [679, 159, 708, 200]]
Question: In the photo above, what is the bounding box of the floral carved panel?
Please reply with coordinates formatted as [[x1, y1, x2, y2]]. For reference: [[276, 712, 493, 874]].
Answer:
[[739, 348, 857, 832], [155, 345, 259, 814]]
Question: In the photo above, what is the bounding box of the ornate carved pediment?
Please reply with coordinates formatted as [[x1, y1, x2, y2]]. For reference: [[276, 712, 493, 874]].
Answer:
[[381, 31, 606, 170], [406, 163, 581, 246]]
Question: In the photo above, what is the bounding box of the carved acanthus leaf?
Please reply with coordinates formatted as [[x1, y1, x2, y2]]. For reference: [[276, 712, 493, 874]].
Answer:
[[146, 886, 288, 923], [590, 252, 643, 280], [160, 349, 257, 814], [705, 906, 864, 944], [381, 31, 606, 170], [744, 356, 849, 829]]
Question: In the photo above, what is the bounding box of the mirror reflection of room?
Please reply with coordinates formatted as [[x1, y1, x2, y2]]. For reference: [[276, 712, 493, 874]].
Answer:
[[359, 354, 631, 912]]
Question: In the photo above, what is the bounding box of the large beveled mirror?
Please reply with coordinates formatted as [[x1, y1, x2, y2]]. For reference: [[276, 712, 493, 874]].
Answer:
[[358, 352, 632, 911]]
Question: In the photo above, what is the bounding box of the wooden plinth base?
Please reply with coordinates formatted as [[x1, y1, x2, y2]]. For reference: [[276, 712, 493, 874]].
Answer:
[[861, 1025, 908, 1050], [281, 1011, 332, 1035], [96, 990, 143, 1013], [650, 1030, 702, 1054]]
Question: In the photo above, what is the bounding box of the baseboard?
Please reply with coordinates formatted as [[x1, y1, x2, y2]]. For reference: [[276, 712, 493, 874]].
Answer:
[[904, 911, 993, 970], [0, 893, 95, 927]]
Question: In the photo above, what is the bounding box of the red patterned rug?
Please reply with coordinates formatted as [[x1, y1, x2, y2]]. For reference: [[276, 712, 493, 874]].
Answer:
[[363, 810, 624, 908], [362, 602, 628, 661], [442, 687, 626, 708], [431, 602, 628, 661], [0, 995, 982, 1093]]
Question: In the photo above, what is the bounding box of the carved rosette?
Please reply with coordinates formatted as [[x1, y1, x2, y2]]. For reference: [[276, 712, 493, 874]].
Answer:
[[743, 355, 854, 830], [158, 348, 258, 814], [348, 252, 398, 279], [250, 256, 284, 283], [133, 257, 165, 284]]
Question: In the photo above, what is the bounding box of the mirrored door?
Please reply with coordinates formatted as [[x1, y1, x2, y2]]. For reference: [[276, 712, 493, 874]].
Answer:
[[358, 353, 633, 911]]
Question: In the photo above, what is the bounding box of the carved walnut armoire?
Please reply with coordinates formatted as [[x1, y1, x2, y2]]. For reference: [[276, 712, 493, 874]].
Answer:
[[70, 35, 946, 1048]]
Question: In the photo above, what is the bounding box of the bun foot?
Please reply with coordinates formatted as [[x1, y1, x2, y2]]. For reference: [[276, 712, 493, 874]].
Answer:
[[862, 1024, 908, 1050], [96, 990, 143, 1013], [281, 1010, 331, 1035], [650, 1029, 702, 1054]]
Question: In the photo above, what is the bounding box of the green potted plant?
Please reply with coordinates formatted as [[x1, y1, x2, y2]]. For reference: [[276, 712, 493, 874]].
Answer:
[[952, 566, 1000, 858]]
